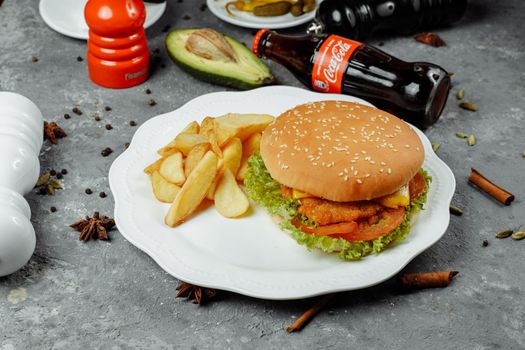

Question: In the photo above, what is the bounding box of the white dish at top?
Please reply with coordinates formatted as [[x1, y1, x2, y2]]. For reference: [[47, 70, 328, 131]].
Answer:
[[207, 0, 320, 29], [108, 86, 456, 300], [39, 0, 167, 40]]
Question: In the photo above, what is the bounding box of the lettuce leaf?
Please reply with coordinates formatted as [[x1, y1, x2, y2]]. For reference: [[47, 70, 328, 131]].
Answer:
[[245, 153, 432, 261]]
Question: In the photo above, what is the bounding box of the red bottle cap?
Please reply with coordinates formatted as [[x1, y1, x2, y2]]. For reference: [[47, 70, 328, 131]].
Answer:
[[252, 29, 270, 57]]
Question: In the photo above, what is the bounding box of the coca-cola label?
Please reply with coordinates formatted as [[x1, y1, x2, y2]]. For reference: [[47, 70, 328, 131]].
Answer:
[[312, 35, 362, 93]]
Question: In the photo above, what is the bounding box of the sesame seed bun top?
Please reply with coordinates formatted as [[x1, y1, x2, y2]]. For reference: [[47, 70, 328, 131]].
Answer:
[[260, 101, 425, 202]]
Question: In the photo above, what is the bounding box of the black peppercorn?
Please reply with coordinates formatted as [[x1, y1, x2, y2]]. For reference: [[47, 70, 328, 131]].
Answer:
[[50, 206, 57, 213], [130, 121, 137, 127], [105, 106, 112, 111], [61, 169, 68, 175], [56, 173, 63, 179], [64, 113, 71, 120], [105, 124, 113, 130], [85, 188, 93, 195], [99, 192, 107, 198], [50, 169, 56, 176], [146, 89, 152, 94], [101, 147, 113, 157], [72, 107, 82, 115]]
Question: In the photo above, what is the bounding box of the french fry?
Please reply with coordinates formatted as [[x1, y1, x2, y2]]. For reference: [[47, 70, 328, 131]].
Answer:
[[199, 117, 215, 136], [214, 169, 250, 218], [157, 121, 200, 155], [157, 146, 180, 157], [221, 137, 243, 175], [181, 120, 200, 134], [165, 151, 218, 227], [159, 152, 186, 185], [200, 117, 222, 157], [171, 133, 208, 156], [214, 113, 274, 142], [144, 157, 164, 175], [206, 174, 220, 201], [151, 171, 181, 203], [206, 138, 242, 200], [237, 132, 262, 181], [185, 143, 210, 177]]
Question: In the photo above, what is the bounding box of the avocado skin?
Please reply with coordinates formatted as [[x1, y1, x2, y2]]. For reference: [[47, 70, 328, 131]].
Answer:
[[165, 29, 275, 91]]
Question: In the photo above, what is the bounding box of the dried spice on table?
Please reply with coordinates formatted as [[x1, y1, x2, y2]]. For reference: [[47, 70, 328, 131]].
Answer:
[[398, 271, 459, 290], [413, 32, 446, 47], [468, 168, 515, 205], [43, 121, 66, 144], [176, 282, 217, 305], [449, 205, 463, 216], [495, 228, 513, 239], [459, 101, 478, 111], [70, 212, 115, 241], [287, 293, 336, 333], [35, 172, 62, 195]]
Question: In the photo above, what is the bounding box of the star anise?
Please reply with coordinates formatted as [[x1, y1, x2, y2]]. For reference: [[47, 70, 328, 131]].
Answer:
[[176, 282, 217, 305], [70, 212, 115, 241], [413, 32, 446, 47], [44, 121, 67, 144]]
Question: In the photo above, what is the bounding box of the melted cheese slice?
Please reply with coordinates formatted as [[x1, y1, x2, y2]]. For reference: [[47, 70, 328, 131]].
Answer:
[[376, 185, 410, 208], [293, 189, 314, 199]]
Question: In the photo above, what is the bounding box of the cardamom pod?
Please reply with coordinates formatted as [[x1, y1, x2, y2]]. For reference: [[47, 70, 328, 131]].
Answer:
[[495, 229, 513, 239], [49, 179, 62, 189], [449, 205, 463, 216], [36, 173, 50, 187], [455, 131, 468, 139], [47, 184, 55, 195], [468, 134, 476, 146], [511, 231, 525, 240], [432, 143, 441, 152], [456, 89, 464, 100], [459, 101, 478, 111]]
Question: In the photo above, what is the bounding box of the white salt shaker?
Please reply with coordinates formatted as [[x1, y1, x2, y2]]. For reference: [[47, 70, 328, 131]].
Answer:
[[0, 92, 43, 277]]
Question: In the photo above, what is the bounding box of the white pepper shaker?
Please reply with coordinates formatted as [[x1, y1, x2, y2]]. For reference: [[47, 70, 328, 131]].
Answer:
[[0, 92, 42, 277]]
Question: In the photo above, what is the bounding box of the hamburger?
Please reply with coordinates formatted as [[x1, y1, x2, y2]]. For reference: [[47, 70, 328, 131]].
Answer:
[[245, 100, 431, 260]]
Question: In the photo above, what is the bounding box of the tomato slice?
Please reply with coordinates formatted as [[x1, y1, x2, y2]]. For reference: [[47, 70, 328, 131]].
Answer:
[[291, 219, 357, 236], [331, 207, 406, 241], [409, 172, 426, 200]]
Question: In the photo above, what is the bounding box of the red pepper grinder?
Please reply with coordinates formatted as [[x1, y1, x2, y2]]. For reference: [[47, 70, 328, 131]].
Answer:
[[85, 0, 150, 88]]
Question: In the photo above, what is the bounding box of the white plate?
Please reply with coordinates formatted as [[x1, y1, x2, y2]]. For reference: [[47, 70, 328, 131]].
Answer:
[[207, 0, 320, 29], [109, 86, 456, 300], [39, 0, 166, 40]]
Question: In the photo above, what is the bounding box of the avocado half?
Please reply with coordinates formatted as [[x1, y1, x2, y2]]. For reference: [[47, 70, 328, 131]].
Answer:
[[165, 28, 275, 90]]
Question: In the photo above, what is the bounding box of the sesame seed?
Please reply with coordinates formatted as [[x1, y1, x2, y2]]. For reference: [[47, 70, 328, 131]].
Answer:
[[356, 179, 363, 184], [387, 168, 392, 174]]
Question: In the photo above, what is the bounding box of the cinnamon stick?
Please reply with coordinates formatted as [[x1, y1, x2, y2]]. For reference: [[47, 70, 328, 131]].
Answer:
[[287, 293, 336, 333], [398, 271, 459, 290], [468, 168, 515, 205]]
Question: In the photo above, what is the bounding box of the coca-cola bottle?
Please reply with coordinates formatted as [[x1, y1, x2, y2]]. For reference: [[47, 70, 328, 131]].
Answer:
[[307, 0, 468, 40], [252, 30, 451, 128]]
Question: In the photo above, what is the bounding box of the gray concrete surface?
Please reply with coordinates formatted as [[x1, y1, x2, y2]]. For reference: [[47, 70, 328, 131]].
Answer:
[[1, 0, 525, 349]]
